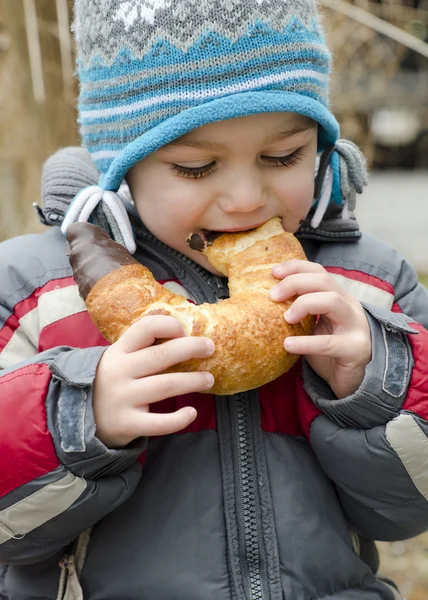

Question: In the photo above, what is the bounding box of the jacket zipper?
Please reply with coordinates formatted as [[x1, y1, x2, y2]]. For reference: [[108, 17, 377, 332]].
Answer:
[[134, 219, 270, 599], [235, 393, 267, 600]]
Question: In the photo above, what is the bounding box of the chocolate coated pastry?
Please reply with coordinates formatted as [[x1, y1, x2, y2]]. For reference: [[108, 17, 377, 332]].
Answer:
[[67, 218, 315, 395]]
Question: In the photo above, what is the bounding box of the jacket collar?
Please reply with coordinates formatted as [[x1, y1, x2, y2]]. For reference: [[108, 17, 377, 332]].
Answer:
[[126, 201, 361, 247]]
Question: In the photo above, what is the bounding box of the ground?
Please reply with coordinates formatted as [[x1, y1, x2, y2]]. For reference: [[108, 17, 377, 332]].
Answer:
[[378, 534, 428, 599]]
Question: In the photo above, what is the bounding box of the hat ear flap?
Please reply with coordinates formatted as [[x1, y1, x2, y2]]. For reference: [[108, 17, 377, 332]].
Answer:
[[40, 147, 137, 253], [311, 140, 368, 229]]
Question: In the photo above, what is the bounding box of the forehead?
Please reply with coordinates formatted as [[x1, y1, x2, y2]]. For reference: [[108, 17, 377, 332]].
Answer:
[[166, 112, 316, 147]]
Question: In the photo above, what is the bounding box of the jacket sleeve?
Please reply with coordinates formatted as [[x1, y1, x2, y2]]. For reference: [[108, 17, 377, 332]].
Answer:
[[299, 257, 428, 542], [0, 346, 146, 566]]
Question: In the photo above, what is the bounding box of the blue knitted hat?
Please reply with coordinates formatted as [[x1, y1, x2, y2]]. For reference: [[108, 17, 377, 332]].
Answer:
[[62, 0, 367, 252]]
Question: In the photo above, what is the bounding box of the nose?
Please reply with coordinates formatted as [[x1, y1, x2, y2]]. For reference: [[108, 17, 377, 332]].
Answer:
[[217, 172, 267, 214]]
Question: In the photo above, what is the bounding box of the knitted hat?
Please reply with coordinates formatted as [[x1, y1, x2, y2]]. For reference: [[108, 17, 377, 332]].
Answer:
[[60, 0, 367, 253]]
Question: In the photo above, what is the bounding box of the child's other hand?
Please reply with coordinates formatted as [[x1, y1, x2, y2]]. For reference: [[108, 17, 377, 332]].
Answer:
[[270, 260, 372, 399], [93, 316, 215, 448]]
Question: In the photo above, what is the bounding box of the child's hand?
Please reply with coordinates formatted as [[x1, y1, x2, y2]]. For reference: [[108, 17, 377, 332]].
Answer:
[[93, 315, 215, 448], [270, 260, 372, 399]]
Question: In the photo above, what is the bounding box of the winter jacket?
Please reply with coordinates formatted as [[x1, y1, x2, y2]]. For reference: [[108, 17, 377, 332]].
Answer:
[[1, 176, 428, 599]]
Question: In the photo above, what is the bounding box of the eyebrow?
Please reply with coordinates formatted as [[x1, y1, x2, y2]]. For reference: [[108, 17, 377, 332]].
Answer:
[[164, 121, 316, 152]]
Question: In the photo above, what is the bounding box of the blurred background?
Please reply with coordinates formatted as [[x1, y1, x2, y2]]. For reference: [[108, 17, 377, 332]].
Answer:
[[0, 1, 427, 597]]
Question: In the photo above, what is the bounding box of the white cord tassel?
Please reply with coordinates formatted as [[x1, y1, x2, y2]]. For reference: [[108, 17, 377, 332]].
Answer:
[[61, 185, 136, 254], [311, 164, 333, 229], [102, 191, 136, 253]]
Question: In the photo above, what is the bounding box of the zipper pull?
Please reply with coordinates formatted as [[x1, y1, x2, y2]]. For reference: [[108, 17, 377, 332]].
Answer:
[[58, 555, 84, 600]]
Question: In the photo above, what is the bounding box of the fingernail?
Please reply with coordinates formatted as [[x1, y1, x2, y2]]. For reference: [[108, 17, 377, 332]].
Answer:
[[284, 337, 295, 350], [270, 287, 281, 301], [284, 309, 293, 322], [205, 340, 215, 355], [188, 408, 197, 421], [204, 373, 215, 387], [272, 265, 283, 276]]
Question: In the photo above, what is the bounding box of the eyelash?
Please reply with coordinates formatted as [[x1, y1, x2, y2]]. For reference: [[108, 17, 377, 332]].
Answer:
[[170, 148, 304, 179]]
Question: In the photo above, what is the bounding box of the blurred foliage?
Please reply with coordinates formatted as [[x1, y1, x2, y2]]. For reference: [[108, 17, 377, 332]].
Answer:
[[0, 0, 78, 240], [420, 273, 428, 287]]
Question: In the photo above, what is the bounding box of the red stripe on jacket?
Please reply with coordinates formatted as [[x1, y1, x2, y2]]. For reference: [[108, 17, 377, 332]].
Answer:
[[259, 361, 305, 437], [325, 266, 395, 295], [0, 363, 60, 496], [325, 265, 403, 313], [0, 276, 77, 351], [38, 311, 110, 352], [150, 393, 217, 433], [402, 323, 428, 421]]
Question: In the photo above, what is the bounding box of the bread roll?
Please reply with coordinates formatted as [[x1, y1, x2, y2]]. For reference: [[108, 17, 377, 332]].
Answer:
[[66, 217, 314, 395]]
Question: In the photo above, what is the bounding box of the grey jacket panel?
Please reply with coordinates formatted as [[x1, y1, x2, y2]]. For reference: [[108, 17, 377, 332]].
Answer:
[[309, 413, 428, 541], [263, 433, 373, 599], [302, 308, 415, 429], [0, 463, 141, 566], [82, 432, 231, 600]]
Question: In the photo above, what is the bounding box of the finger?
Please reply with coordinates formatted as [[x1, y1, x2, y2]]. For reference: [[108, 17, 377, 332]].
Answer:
[[129, 371, 215, 405], [118, 315, 186, 353], [284, 334, 348, 359], [270, 272, 342, 302], [129, 336, 215, 378], [130, 406, 199, 437], [283, 291, 353, 326], [272, 259, 325, 280]]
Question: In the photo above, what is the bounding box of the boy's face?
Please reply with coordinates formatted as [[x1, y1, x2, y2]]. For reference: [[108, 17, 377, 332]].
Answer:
[[127, 112, 318, 274]]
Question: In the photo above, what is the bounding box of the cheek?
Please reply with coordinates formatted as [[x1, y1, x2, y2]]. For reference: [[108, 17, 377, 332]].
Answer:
[[133, 179, 211, 255], [277, 169, 315, 216], [136, 178, 204, 227]]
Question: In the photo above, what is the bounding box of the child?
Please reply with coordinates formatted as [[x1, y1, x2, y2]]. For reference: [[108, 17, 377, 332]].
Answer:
[[1, 0, 428, 598]]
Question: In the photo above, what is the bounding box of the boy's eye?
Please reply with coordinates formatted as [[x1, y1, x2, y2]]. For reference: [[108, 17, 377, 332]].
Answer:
[[170, 161, 216, 179], [169, 148, 304, 179], [261, 148, 304, 167]]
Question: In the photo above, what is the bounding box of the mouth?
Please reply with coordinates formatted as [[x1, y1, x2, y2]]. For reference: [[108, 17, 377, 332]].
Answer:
[[208, 221, 267, 233], [186, 221, 268, 252]]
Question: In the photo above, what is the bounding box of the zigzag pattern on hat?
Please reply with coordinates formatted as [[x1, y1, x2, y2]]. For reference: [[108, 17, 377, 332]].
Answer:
[[74, 0, 321, 65]]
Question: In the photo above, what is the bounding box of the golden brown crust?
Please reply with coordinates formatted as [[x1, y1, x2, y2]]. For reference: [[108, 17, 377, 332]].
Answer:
[[85, 217, 315, 395]]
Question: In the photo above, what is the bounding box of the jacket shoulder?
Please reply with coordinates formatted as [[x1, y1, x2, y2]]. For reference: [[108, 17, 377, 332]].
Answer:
[[0, 227, 72, 308], [315, 230, 412, 287]]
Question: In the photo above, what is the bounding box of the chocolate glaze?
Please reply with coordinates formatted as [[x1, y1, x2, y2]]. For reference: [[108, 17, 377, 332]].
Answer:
[[187, 232, 205, 252], [66, 222, 138, 299], [187, 229, 223, 252]]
